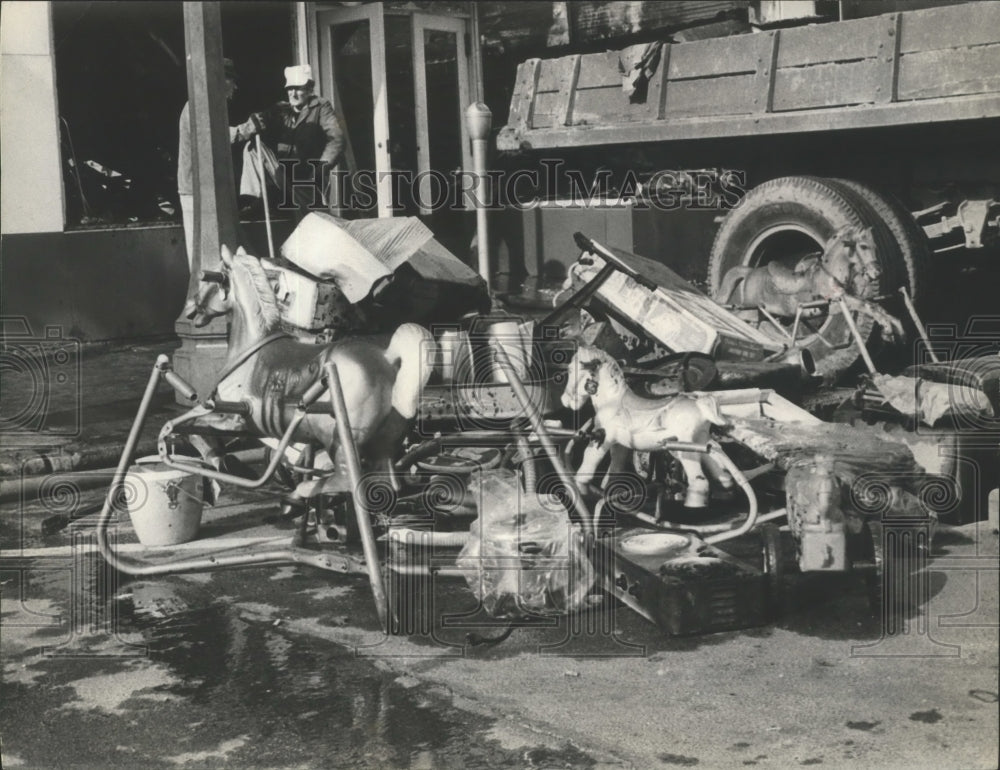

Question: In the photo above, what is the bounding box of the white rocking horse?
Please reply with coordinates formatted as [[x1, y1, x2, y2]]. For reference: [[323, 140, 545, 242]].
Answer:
[[183, 245, 435, 499], [561, 345, 733, 508]]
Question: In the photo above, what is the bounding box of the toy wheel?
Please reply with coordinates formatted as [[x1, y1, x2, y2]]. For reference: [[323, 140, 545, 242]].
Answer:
[[759, 523, 784, 621]]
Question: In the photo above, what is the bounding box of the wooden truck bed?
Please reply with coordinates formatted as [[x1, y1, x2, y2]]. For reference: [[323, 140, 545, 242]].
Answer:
[[497, 2, 1000, 151]]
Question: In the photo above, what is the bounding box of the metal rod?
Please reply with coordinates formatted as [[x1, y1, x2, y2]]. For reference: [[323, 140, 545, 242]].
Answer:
[[838, 298, 878, 374], [790, 306, 803, 342], [161, 409, 309, 488], [758, 305, 794, 341], [539, 262, 617, 328], [466, 104, 492, 289], [324, 361, 390, 632], [703, 441, 760, 545], [492, 344, 593, 537], [92, 367, 308, 575], [255, 133, 275, 261], [572, 232, 658, 291], [899, 285, 940, 363], [96, 356, 170, 573], [388, 529, 468, 548]]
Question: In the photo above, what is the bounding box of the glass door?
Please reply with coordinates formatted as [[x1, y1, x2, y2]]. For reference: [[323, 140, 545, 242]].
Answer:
[[316, 4, 391, 217], [412, 14, 471, 216], [313, 4, 473, 220]]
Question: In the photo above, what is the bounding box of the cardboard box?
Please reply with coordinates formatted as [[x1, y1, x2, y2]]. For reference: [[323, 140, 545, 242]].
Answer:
[[260, 257, 353, 332]]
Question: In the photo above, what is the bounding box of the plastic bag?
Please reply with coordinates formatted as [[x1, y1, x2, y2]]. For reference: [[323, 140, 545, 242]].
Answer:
[[455, 470, 594, 618]]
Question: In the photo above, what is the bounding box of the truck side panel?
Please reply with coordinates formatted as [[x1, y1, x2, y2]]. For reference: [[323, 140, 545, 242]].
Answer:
[[498, 2, 1000, 150]]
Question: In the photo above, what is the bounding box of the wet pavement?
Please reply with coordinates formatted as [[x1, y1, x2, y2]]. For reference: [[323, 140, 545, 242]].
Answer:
[[2, 564, 605, 769], [2, 325, 998, 767], [2, 479, 997, 768]]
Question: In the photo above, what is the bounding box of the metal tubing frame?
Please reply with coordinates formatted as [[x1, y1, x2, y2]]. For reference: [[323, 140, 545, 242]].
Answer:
[[160, 407, 312, 488], [838, 297, 878, 374], [324, 360, 391, 632], [394, 427, 580, 471], [492, 343, 594, 537], [899, 285, 940, 364], [95, 357, 367, 579], [702, 441, 760, 544], [254, 133, 275, 261]]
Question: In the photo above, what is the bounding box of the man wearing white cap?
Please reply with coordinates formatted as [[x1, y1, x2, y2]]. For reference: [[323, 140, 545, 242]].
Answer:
[[240, 64, 347, 218]]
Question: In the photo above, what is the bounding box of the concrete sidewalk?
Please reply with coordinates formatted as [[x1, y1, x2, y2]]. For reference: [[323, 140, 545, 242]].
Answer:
[[1, 339, 184, 484]]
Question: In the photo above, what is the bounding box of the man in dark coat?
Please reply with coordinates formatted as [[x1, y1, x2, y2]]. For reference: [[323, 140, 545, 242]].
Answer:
[[241, 64, 348, 218]]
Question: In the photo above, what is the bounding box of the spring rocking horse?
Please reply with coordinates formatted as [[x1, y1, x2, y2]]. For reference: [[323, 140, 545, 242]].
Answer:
[[94, 244, 435, 631]]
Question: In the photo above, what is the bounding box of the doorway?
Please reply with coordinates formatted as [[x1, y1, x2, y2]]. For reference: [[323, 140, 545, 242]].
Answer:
[[311, 3, 475, 223]]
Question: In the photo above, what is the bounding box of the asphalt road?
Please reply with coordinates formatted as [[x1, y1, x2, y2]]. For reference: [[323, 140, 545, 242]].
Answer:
[[2, 487, 997, 769]]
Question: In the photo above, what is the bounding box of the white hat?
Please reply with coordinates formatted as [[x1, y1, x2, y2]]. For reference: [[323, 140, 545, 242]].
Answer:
[[284, 64, 314, 88]]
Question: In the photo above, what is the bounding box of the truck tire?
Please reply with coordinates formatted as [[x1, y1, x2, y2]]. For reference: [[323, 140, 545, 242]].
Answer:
[[827, 179, 930, 306], [708, 176, 894, 382]]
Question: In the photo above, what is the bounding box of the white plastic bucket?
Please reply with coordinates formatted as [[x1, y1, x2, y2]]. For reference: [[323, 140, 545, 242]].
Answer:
[[125, 457, 205, 546]]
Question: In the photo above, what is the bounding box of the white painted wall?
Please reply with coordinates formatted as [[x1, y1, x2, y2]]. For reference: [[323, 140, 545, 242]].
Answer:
[[1, 1, 64, 234]]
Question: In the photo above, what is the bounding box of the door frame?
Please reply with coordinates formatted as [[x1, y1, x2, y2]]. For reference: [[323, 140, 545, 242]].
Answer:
[[314, 3, 392, 217], [412, 13, 472, 215], [303, 2, 480, 218]]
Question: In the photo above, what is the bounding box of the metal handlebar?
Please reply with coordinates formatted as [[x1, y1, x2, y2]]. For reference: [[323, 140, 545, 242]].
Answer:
[[163, 370, 198, 401], [572, 231, 658, 291], [206, 399, 252, 416]]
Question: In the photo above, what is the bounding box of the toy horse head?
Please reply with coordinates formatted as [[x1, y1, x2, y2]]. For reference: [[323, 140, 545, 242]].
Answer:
[[184, 245, 280, 334], [561, 346, 625, 410], [820, 225, 879, 293]]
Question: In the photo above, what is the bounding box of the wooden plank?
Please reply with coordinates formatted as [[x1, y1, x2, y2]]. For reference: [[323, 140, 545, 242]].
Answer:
[[877, 13, 901, 104], [574, 87, 663, 124], [532, 90, 564, 114], [656, 42, 672, 119], [668, 34, 759, 79], [507, 59, 540, 131], [776, 15, 884, 67], [578, 50, 624, 89], [535, 56, 577, 98], [664, 74, 757, 117], [772, 59, 880, 111], [556, 55, 582, 126], [898, 43, 1000, 100], [531, 113, 556, 129], [495, 92, 1000, 151], [899, 2, 1000, 54], [752, 30, 779, 114], [537, 57, 570, 93]]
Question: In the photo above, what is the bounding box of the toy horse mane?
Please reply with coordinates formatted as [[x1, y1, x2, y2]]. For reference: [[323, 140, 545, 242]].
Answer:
[[578, 346, 625, 390], [232, 251, 281, 332]]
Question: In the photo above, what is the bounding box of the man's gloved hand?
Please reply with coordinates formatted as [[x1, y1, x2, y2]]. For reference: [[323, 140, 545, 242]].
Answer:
[[249, 112, 267, 134]]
